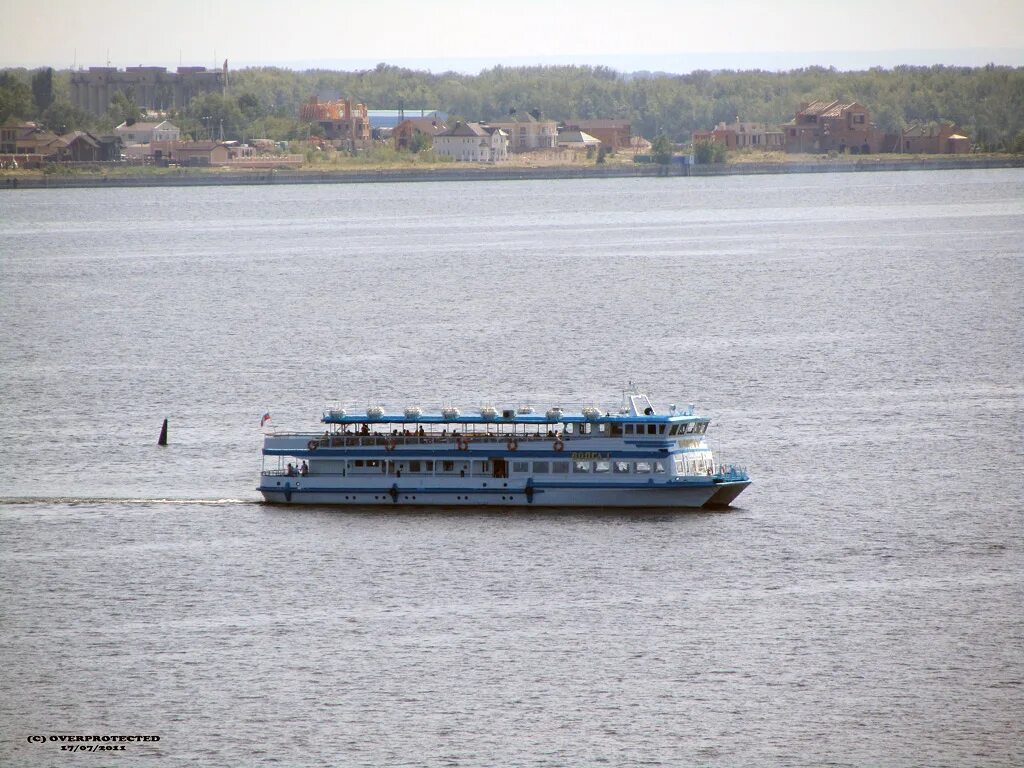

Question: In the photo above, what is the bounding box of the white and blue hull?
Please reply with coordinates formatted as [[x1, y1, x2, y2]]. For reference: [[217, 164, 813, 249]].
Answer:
[[258, 477, 749, 508]]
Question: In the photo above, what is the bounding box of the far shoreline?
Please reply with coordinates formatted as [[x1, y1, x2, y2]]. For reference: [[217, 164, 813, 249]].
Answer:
[[2, 154, 1021, 190]]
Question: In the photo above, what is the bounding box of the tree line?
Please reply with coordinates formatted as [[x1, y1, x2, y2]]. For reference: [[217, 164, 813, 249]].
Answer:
[[2, 62, 1023, 151]]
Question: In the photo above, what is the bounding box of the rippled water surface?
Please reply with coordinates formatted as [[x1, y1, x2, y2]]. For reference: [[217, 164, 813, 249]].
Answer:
[[1, 170, 1022, 766]]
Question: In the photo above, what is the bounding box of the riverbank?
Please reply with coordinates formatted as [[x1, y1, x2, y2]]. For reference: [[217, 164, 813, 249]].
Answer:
[[2, 153, 1021, 189]]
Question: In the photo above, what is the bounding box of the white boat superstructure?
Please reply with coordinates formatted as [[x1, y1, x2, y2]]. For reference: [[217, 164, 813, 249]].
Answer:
[[258, 388, 750, 508]]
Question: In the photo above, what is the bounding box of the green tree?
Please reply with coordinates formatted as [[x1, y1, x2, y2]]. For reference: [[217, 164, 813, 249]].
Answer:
[[0, 72, 33, 122], [693, 139, 714, 164], [107, 89, 142, 126], [237, 92, 264, 122], [409, 131, 431, 153], [186, 92, 245, 140], [31, 67, 55, 113], [41, 100, 93, 134], [1012, 130, 1024, 154], [651, 134, 673, 164], [693, 139, 727, 164]]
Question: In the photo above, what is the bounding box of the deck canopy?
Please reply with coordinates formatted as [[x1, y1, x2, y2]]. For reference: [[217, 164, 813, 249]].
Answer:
[[321, 410, 704, 426]]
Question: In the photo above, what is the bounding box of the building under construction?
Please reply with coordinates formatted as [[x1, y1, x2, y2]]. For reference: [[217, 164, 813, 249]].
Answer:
[[70, 63, 228, 116], [300, 97, 371, 148]]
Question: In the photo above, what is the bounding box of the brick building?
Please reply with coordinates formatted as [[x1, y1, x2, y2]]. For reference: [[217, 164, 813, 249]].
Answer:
[[561, 119, 632, 149], [783, 100, 887, 154], [299, 97, 371, 147], [901, 123, 971, 154], [693, 121, 784, 150], [393, 117, 447, 151]]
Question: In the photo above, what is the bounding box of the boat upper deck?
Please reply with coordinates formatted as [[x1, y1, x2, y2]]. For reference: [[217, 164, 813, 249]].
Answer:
[[320, 391, 703, 427], [321, 410, 703, 426]]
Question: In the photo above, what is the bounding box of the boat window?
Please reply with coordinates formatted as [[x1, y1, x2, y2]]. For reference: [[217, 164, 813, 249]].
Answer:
[[512, 461, 529, 473], [367, 460, 380, 468], [564, 423, 574, 434], [424, 461, 434, 471], [654, 461, 665, 473], [688, 422, 698, 433], [594, 460, 610, 473], [442, 460, 455, 472], [573, 461, 591, 473], [647, 424, 657, 435], [635, 461, 651, 473], [669, 425, 679, 435], [610, 423, 623, 436], [533, 461, 549, 474], [552, 461, 569, 473], [354, 460, 365, 467], [674, 456, 686, 473], [658, 425, 666, 434], [700, 423, 708, 434], [624, 424, 634, 435], [598, 424, 606, 433], [613, 461, 630, 473], [410, 461, 421, 472]]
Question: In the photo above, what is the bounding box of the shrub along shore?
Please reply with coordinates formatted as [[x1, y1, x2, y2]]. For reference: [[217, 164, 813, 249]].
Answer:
[[2, 153, 1021, 190]]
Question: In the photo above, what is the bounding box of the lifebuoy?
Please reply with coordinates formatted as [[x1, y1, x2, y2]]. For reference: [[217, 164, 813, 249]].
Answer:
[[308, 439, 318, 451], [553, 440, 564, 452], [385, 437, 397, 451], [507, 439, 518, 451], [456, 437, 469, 451]]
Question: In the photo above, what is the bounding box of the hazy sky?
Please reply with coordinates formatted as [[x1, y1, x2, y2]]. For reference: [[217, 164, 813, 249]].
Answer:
[[3, 0, 1022, 71]]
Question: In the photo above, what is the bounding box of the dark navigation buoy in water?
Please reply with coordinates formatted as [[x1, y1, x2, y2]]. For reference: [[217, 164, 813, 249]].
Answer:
[[158, 418, 168, 446]]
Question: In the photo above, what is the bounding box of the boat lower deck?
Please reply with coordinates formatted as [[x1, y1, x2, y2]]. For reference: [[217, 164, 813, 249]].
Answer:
[[258, 478, 750, 508]]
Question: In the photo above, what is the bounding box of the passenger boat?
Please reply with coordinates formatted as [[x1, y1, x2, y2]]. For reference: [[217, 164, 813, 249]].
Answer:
[[258, 387, 750, 508]]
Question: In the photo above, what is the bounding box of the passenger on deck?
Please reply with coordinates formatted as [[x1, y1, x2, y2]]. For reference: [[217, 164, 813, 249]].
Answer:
[[286, 463, 296, 476], [300, 461, 309, 476], [360, 424, 369, 435]]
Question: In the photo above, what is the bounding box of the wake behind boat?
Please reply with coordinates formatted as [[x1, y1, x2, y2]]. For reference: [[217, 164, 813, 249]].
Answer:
[[258, 387, 750, 508]]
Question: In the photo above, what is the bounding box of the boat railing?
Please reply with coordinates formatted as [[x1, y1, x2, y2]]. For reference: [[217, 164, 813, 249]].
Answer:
[[715, 463, 749, 481], [304, 431, 575, 449]]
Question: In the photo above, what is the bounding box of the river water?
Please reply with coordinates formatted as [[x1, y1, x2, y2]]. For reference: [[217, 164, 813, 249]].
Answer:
[[1, 169, 1022, 766]]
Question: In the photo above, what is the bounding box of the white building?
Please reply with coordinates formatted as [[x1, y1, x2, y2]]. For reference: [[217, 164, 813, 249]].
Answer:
[[486, 109, 559, 152], [114, 120, 180, 145], [433, 122, 509, 162]]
